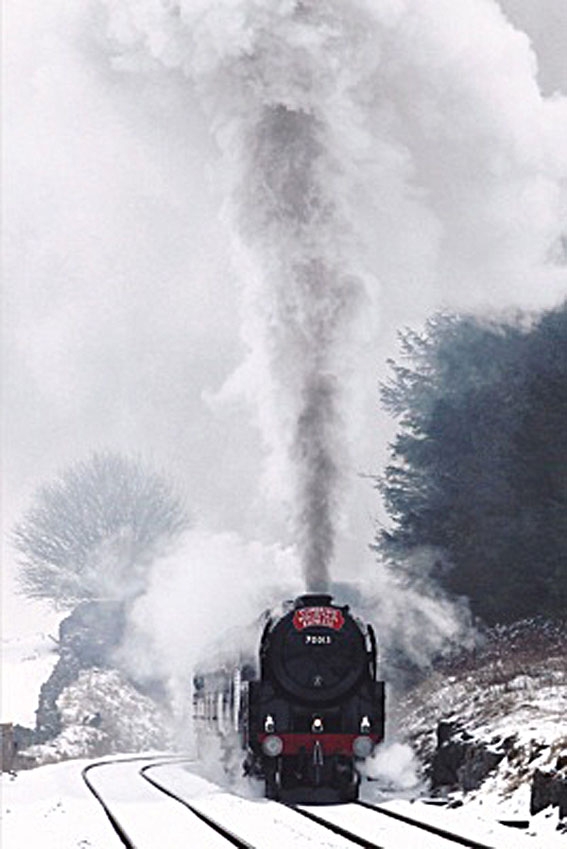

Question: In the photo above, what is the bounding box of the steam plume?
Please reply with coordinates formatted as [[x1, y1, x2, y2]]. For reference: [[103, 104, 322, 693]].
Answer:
[[102, 0, 567, 592], [105, 0, 385, 590], [199, 5, 384, 591]]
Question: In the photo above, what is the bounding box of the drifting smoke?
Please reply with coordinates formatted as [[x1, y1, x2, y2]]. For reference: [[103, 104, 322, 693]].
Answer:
[[74, 0, 567, 713], [362, 742, 422, 794], [101, 0, 395, 591], [117, 528, 303, 746], [237, 96, 369, 591], [187, 2, 382, 592], [101, 0, 566, 594]]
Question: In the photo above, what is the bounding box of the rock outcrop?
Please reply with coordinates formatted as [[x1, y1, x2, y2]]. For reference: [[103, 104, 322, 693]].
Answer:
[[35, 601, 125, 743], [431, 720, 509, 791], [531, 757, 567, 821]]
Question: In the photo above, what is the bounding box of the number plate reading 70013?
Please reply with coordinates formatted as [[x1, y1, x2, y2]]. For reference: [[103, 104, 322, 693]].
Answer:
[[305, 634, 333, 645]]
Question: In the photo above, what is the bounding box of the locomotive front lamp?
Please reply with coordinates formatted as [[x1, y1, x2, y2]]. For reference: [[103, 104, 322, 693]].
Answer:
[[360, 715, 371, 733], [262, 735, 284, 757], [311, 716, 324, 733], [352, 735, 374, 758], [264, 714, 275, 733]]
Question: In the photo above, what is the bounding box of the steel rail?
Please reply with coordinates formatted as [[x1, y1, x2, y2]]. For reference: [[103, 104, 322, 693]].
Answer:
[[287, 804, 383, 849], [82, 758, 155, 849], [84, 755, 498, 849], [141, 762, 256, 849], [81, 755, 227, 849], [354, 800, 496, 849]]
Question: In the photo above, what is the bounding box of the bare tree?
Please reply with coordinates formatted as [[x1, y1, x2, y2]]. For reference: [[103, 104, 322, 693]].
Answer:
[[13, 452, 190, 608]]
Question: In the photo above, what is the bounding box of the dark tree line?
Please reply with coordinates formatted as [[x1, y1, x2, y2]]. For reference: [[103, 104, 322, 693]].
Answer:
[[379, 303, 567, 624]]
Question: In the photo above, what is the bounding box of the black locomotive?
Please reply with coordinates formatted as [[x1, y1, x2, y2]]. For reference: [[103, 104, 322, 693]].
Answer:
[[193, 592, 385, 803]]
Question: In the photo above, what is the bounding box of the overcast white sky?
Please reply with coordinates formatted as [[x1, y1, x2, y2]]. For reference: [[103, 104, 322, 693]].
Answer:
[[3, 0, 567, 636]]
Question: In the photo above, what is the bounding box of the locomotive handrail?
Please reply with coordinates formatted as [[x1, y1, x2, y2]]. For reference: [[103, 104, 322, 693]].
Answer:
[[367, 623, 378, 680]]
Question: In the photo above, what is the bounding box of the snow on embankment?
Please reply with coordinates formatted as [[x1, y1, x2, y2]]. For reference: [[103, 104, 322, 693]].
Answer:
[[1, 632, 58, 726], [2, 757, 125, 849], [24, 668, 171, 765], [2, 613, 173, 768], [395, 620, 567, 837]]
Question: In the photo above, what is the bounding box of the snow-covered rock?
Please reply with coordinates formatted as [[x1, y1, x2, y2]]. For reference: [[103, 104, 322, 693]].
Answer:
[[531, 760, 567, 821], [396, 619, 567, 833], [36, 601, 126, 742], [24, 668, 172, 765]]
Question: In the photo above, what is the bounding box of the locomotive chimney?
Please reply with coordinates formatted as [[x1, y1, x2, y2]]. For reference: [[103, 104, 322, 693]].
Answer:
[[295, 593, 334, 608]]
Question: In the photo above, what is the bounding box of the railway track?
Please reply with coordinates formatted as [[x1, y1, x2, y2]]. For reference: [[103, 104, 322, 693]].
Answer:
[[293, 801, 495, 849], [82, 757, 534, 849], [142, 761, 357, 848], [355, 800, 496, 847], [82, 756, 241, 849]]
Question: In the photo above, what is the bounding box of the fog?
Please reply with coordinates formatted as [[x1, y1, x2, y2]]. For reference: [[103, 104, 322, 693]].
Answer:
[[3, 0, 566, 673]]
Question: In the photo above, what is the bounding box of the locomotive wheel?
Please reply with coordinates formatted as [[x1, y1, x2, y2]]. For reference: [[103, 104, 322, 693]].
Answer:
[[334, 758, 360, 801], [342, 767, 360, 801], [265, 758, 282, 800], [342, 773, 360, 802]]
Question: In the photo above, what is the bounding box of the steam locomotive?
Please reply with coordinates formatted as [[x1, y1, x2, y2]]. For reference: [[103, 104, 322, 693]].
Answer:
[[193, 593, 385, 802]]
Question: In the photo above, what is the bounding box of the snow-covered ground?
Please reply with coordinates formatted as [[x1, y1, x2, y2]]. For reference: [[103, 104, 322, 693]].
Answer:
[[2, 757, 125, 849], [2, 626, 566, 847], [395, 622, 567, 844], [3, 753, 566, 849], [1, 632, 58, 726]]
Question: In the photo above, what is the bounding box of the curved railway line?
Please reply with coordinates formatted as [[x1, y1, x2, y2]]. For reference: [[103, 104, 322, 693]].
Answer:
[[82, 760, 138, 849], [81, 756, 530, 849], [140, 764, 254, 849]]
